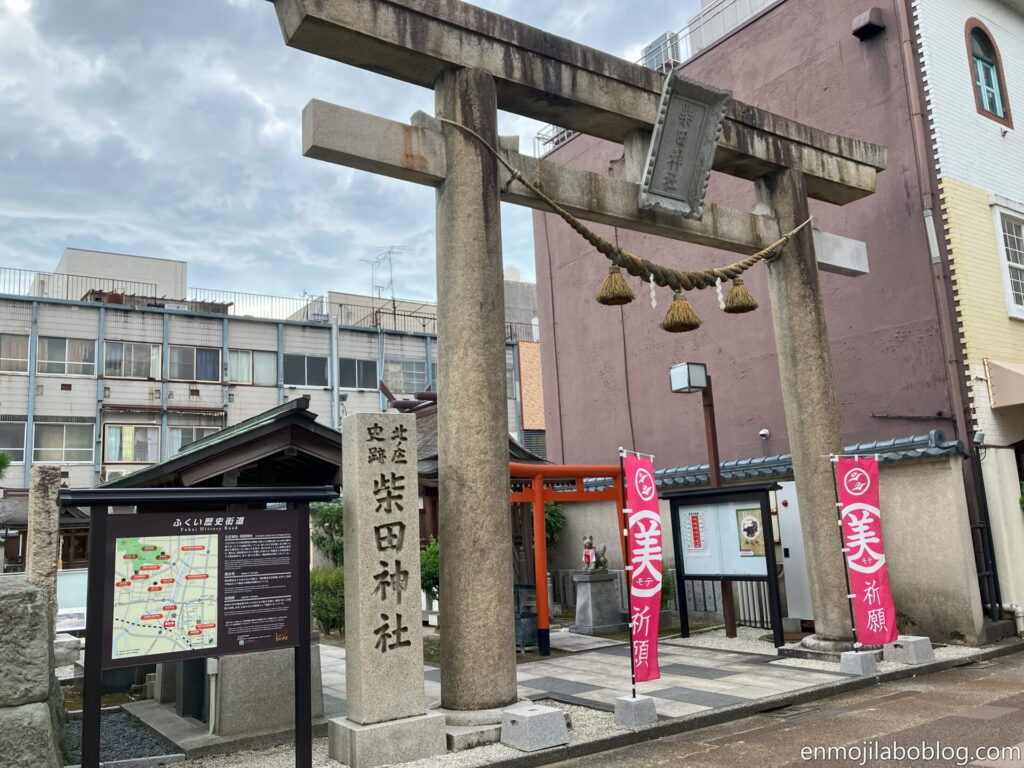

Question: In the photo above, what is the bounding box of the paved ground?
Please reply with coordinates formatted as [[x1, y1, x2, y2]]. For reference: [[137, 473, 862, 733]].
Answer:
[[547, 651, 1024, 768], [320, 630, 848, 720]]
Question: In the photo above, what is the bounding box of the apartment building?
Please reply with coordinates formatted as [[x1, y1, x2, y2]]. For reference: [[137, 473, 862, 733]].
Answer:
[[0, 249, 543, 491]]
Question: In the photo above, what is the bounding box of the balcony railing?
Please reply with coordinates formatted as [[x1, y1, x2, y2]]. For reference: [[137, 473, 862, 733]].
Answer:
[[188, 288, 328, 321], [0, 267, 157, 301]]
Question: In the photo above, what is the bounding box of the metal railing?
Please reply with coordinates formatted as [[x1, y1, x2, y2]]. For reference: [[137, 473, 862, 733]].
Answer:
[[337, 303, 438, 334], [534, 0, 778, 157], [0, 267, 157, 301], [188, 288, 328, 321]]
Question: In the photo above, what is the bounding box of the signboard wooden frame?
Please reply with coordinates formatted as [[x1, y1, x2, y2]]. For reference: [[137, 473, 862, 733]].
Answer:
[[59, 485, 337, 768]]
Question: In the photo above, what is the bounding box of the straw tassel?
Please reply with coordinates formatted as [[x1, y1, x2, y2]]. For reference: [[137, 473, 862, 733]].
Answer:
[[723, 278, 758, 313], [660, 292, 701, 332], [595, 265, 635, 306]]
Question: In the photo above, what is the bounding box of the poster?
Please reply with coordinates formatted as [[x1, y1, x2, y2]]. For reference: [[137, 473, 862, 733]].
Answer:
[[735, 508, 765, 557], [103, 510, 302, 668], [623, 452, 662, 683], [834, 457, 898, 646], [684, 509, 710, 557]]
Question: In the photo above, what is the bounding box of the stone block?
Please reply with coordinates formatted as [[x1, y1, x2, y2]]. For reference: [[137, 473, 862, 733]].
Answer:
[[839, 651, 877, 676], [53, 633, 80, 667], [154, 662, 177, 704], [0, 580, 52, 707], [329, 711, 447, 768], [446, 723, 501, 751], [570, 572, 627, 635], [500, 703, 569, 752], [614, 694, 658, 728], [0, 702, 61, 768], [215, 641, 323, 737], [883, 636, 935, 665]]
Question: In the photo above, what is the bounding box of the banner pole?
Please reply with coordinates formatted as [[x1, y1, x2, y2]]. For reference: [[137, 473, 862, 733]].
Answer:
[[830, 456, 860, 648], [619, 448, 637, 700]]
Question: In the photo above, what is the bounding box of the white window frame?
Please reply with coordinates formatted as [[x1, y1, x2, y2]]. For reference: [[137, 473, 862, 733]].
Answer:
[[0, 421, 26, 463], [283, 354, 328, 388], [227, 349, 252, 384], [36, 337, 96, 377], [169, 345, 221, 383], [0, 334, 29, 373], [169, 425, 219, 456], [104, 341, 161, 380], [32, 423, 94, 463], [104, 424, 162, 464], [993, 201, 1024, 321], [338, 357, 378, 390], [383, 357, 428, 394]]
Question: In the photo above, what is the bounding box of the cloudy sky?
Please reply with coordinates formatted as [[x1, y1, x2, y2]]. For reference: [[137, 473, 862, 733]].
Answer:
[[0, 0, 698, 302]]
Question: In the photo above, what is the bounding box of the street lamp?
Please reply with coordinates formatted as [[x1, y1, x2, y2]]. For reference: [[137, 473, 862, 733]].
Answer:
[[670, 362, 734, 635]]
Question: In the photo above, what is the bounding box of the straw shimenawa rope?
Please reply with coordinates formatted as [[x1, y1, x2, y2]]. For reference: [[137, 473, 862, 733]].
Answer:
[[437, 116, 814, 293]]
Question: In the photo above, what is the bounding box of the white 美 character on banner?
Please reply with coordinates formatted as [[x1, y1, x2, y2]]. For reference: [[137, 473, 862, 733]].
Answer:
[[843, 504, 885, 574], [629, 514, 663, 597]]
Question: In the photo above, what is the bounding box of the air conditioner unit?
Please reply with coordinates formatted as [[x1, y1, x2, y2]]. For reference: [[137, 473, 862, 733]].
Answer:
[[106, 471, 125, 481], [642, 31, 680, 71]]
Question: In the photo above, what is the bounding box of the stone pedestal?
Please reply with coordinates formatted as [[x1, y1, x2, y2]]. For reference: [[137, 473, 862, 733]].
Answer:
[[614, 695, 658, 728], [839, 651, 877, 676], [500, 704, 568, 752], [883, 636, 935, 665], [331, 412, 446, 767], [330, 711, 447, 768], [569, 572, 627, 635]]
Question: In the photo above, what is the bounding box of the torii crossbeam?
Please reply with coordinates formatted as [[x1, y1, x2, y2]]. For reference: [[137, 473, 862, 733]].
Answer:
[[266, 0, 888, 713]]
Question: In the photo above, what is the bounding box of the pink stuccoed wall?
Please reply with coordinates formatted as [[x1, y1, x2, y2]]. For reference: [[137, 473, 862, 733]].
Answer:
[[534, 0, 953, 468]]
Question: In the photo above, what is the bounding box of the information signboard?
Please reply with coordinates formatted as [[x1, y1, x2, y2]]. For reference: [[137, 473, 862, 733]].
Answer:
[[102, 509, 303, 668], [678, 502, 769, 578]]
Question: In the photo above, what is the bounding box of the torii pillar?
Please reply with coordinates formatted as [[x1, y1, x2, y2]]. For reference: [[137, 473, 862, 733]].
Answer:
[[434, 68, 518, 708]]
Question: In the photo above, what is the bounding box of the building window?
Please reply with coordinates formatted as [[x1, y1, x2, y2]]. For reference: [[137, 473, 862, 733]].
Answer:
[[104, 342, 160, 379], [1000, 212, 1024, 318], [283, 354, 327, 387], [37, 337, 96, 376], [170, 345, 220, 382], [339, 358, 378, 389], [0, 335, 28, 373], [967, 21, 1012, 128], [0, 422, 26, 462], [34, 423, 93, 462], [383, 358, 427, 394], [104, 425, 160, 463], [226, 350, 277, 386], [169, 426, 218, 455]]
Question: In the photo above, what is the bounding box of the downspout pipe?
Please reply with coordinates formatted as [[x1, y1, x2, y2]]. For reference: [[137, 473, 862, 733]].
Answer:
[[94, 307, 106, 485], [24, 301, 39, 487], [160, 314, 170, 461]]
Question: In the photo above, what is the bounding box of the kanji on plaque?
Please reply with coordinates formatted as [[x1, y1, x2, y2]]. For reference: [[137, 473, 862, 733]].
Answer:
[[834, 457, 897, 646], [623, 452, 662, 682]]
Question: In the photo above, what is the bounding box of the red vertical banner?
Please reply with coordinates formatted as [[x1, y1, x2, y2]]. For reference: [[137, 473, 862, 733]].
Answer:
[[834, 457, 898, 646], [623, 453, 662, 682]]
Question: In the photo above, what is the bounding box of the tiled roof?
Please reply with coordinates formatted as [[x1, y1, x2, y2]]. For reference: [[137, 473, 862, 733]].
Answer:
[[585, 430, 965, 491]]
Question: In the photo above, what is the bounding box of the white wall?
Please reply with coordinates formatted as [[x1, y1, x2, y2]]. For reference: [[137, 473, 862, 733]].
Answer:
[[57, 249, 188, 299], [915, 0, 1024, 199]]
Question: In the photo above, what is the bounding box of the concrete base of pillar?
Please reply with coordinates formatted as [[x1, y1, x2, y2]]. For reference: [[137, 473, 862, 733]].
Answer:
[[500, 704, 568, 752], [446, 723, 501, 750], [329, 712, 447, 768]]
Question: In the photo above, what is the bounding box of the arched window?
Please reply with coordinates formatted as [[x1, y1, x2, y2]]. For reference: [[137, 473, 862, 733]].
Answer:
[[966, 20, 1012, 128]]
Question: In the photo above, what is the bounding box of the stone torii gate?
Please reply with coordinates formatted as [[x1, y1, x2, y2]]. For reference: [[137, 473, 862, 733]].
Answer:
[[265, 0, 887, 711]]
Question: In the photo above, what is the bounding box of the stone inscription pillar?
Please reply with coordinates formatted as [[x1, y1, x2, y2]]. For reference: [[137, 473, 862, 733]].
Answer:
[[25, 465, 62, 618], [434, 67, 518, 710], [332, 412, 445, 768], [758, 168, 854, 647]]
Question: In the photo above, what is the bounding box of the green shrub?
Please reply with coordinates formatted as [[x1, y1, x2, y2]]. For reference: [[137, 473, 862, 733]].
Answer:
[[544, 501, 566, 545], [661, 570, 675, 611], [311, 499, 344, 567], [420, 537, 440, 601], [310, 567, 345, 635], [0, 453, 9, 481]]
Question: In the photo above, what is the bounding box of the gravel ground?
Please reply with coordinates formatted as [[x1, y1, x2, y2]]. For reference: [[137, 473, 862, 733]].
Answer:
[[661, 625, 778, 655], [65, 709, 179, 764], [175, 700, 634, 768]]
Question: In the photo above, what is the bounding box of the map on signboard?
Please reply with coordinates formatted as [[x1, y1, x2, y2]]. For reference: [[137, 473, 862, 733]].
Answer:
[[111, 535, 219, 662]]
